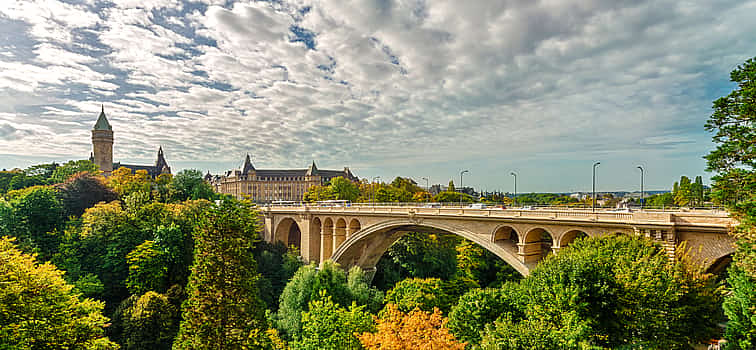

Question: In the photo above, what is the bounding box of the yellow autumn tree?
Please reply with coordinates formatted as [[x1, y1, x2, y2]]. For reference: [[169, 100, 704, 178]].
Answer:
[[358, 304, 466, 350]]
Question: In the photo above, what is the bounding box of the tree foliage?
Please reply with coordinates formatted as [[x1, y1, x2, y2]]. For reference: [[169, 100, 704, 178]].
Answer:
[[479, 235, 723, 349], [447, 284, 524, 345], [705, 56, 756, 349], [117, 291, 179, 350], [174, 199, 270, 349], [126, 240, 168, 295], [170, 169, 215, 201], [329, 176, 360, 201], [56, 171, 118, 217], [0, 236, 118, 349], [292, 291, 375, 350], [275, 261, 383, 341], [358, 304, 466, 350]]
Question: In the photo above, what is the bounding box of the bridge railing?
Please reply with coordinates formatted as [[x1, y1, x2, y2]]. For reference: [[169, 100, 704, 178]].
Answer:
[[265, 203, 732, 226]]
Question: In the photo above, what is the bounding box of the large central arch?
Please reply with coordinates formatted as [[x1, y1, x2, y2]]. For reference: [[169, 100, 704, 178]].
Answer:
[[331, 219, 531, 276]]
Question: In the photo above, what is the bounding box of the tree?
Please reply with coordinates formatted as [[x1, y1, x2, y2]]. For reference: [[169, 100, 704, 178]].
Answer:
[[117, 291, 179, 350], [254, 241, 303, 311], [447, 284, 524, 345], [56, 171, 118, 217], [50, 159, 99, 183], [170, 169, 214, 201], [9, 186, 64, 260], [303, 185, 335, 202], [292, 291, 375, 350], [358, 304, 466, 350], [276, 261, 383, 341], [126, 240, 168, 295], [384, 278, 455, 314], [329, 176, 360, 201], [705, 56, 756, 349], [174, 199, 270, 349], [0, 237, 118, 349], [478, 235, 722, 349], [674, 176, 693, 206], [108, 167, 151, 196], [455, 239, 522, 288], [448, 180, 456, 193]]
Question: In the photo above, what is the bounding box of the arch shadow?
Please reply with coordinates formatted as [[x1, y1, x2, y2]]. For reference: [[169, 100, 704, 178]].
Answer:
[[274, 217, 301, 249], [331, 219, 530, 277]]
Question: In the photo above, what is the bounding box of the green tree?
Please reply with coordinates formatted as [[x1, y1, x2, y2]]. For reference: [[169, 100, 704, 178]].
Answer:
[[455, 240, 522, 288], [447, 283, 524, 346], [674, 176, 693, 206], [448, 180, 456, 193], [329, 176, 360, 201], [126, 240, 168, 295], [303, 185, 335, 202], [0, 237, 118, 349], [174, 199, 270, 349], [384, 277, 455, 314], [170, 169, 214, 201], [9, 186, 64, 260], [276, 261, 383, 341], [292, 291, 375, 350], [112, 291, 179, 350], [50, 159, 99, 183], [705, 56, 756, 349], [478, 235, 722, 349]]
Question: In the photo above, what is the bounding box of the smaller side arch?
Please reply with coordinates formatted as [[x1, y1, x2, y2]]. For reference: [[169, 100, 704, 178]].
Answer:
[[522, 227, 555, 264], [321, 217, 335, 262], [309, 217, 322, 264], [559, 230, 588, 248], [492, 225, 520, 256], [348, 218, 361, 238], [334, 218, 348, 251]]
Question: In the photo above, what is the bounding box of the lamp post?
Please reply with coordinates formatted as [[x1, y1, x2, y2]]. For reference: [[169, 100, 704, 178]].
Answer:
[[592, 162, 601, 212], [421, 177, 430, 202], [371, 176, 380, 205], [510, 172, 517, 207], [460, 170, 469, 208], [637, 166, 644, 210]]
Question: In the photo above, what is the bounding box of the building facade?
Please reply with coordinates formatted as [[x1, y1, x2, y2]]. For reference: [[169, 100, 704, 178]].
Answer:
[[208, 155, 358, 202], [90, 105, 171, 177]]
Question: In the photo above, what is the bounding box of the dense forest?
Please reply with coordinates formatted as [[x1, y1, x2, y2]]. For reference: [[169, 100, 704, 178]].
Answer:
[[1, 57, 755, 349]]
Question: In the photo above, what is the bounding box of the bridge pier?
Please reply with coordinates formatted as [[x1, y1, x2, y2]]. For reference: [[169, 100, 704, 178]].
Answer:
[[320, 221, 334, 264]]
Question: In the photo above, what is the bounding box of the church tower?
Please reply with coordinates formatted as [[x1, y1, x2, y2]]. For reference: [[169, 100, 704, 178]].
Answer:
[[92, 105, 113, 174]]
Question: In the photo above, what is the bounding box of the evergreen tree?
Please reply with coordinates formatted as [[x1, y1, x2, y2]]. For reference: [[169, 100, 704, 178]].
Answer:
[[705, 56, 756, 349], [174, 199, 270, 349]]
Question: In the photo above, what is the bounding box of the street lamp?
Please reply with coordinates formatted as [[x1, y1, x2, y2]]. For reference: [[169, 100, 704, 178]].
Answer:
[[460, 170, 469, 207], [637, 166, 644, 210], [371, 176, 381, 205], [592, 162, 601, 212], [510, 172, 517, 207]]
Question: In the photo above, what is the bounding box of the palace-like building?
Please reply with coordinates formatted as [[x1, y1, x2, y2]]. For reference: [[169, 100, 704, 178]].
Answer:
[[90, 105, 171, 177], [208, 155, 358, 202]]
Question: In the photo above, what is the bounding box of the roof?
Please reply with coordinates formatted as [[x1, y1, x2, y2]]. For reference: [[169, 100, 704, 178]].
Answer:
[[93, 105, 112, 131], [242, 154, 255, 173]]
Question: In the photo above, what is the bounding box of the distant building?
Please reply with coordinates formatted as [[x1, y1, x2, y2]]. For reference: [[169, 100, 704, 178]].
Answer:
[[209, 155, 358, 202], [90, 105, 171, 177]]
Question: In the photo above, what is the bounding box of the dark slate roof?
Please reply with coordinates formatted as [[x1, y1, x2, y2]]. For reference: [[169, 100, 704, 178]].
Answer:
[[93, 105, 112, 131], [114, 163, 161, 177]]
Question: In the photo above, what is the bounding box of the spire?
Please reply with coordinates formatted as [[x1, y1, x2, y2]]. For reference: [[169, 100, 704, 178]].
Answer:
[[306, 160, 318, 176], [93, 105, 112, 131], [155, 146, 170, 174], [242, 154, 255, 173]]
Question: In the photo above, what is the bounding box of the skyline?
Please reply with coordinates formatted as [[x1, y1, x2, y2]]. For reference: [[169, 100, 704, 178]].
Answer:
[[2, 0, 756, 192]]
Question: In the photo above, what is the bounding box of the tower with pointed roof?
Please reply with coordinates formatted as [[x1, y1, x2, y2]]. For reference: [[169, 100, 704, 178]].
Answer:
[[91, 105, 113, 174]]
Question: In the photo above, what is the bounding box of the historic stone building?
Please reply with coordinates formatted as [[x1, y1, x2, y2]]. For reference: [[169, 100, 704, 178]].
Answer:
[[90, 106, 171, 177], [208, 154, 358, 202]]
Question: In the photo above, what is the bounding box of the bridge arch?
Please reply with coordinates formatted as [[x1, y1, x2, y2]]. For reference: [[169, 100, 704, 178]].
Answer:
[[321, 217, 335, 262], [491, 225, 520, 258], [348, 219, 361, 238], [273, 217, 301, 249], [522, 227, 555, 263], [559, 229, 588, 248], [331, 219, 531, 277], [309, 217, 322, 263]]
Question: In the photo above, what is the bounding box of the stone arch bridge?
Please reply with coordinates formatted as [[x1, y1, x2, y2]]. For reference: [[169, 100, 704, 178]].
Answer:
[[262, 205, 736, 277]]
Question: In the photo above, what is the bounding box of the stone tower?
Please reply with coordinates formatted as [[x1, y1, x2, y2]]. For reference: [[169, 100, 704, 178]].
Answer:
[[91, 105, 113, 174]]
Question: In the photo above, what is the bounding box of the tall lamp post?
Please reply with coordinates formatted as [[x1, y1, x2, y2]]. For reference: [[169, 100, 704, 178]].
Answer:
[[371, 176, 381, 205], [460, 170, 469, 208], [637, 166, 644, 209], [421, 177, 430, 202], [592, 162, 601, 212], [510, 172, 517, 207]]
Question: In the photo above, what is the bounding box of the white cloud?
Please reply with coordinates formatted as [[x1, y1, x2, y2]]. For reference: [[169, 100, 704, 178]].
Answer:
[[0, 0, 755, 190]]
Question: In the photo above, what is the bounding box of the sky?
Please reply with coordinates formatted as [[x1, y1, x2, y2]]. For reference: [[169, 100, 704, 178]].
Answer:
[[1, 0, 755, 193]]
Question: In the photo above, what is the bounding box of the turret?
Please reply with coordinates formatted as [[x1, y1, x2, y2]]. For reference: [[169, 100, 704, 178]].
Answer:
[[91, 105, 113, 174]]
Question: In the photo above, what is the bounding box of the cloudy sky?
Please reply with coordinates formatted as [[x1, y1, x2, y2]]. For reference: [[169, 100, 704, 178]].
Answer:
[[1, 0, 754, 192]]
